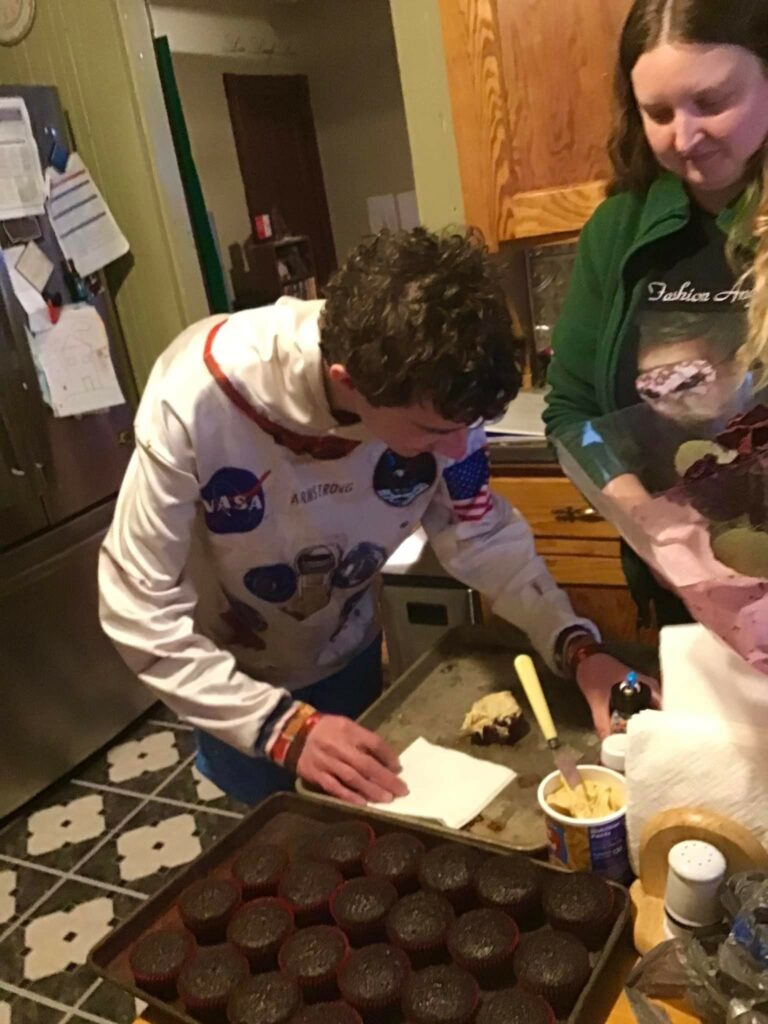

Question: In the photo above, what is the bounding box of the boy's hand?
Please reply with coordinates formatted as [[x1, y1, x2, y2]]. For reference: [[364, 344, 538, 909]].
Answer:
[[576, 652, 661, 739], [297, 715, 409, 805]]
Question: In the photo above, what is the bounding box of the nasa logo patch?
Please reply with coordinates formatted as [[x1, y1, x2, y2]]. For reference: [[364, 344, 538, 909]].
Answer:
[[373, 450, 437, 508], [200, 467, 269, 534]]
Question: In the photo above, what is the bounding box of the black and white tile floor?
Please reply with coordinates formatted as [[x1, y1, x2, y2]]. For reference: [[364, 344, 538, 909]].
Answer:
[[0, 706, 247, 1023]]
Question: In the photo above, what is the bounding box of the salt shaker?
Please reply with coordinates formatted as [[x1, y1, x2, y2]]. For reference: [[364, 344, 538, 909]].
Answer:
[[663, 840, 727, 940]]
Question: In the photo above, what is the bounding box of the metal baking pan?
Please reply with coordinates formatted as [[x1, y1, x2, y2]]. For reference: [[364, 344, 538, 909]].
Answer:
[[88, 792, 631, 1024], [300, 624, 600, 854]]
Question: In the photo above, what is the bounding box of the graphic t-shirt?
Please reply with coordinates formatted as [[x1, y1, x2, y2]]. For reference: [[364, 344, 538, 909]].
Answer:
[[616, 201, 751, 419]]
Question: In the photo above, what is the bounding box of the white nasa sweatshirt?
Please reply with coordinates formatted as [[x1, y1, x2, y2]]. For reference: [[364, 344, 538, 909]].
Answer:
[[99, 299, 596, 757]]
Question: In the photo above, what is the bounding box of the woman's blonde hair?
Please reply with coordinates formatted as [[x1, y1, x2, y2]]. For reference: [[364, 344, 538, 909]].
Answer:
[[742, 161, 768, 384]]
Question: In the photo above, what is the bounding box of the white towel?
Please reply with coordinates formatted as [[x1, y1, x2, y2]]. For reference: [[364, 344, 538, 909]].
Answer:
[[626, 709, 768, 871], [367, 737, 516, 830]]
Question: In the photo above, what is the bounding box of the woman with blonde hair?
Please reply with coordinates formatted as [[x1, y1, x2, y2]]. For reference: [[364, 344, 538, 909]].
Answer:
[[545, 0, 768, 628]]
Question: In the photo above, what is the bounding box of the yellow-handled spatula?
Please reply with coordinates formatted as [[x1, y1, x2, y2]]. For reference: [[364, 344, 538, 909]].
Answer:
[[514, 654, 584, 792]]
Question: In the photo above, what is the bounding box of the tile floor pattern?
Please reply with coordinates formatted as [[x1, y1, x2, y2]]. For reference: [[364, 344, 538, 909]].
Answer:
[[0, 709, 248, 1022]]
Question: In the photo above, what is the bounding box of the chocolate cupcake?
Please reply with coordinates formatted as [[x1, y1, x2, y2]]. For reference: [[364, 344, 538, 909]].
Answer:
[[542, 872, 615, 951], [178, 878, 242, 944], [279, 925, 350, 1003], [386, 891, 455, 968], [402, 964, 480, 1024], [331, 877, 398, 946], [476, 988, 555, 1024], [278, 859, 343, 926], [128, 927, 194, 998], [232, 842, 288, 900], [363, 833, 425, 894], [474, 855, 543, 930], [291, 1004, 364, 1024], [338, 943, 411, 1022], [418, 843, 483, 912], [178, 944, 249, 1022], [513, 932, 590, 1018], [226, 897, 294, 970], [313, 822, 375, 878], [227, 972, 302, 1024], [447, 909, 519, 989]]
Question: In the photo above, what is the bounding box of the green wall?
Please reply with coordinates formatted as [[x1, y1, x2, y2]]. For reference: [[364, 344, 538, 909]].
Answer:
[[389, 0, 465, 230]]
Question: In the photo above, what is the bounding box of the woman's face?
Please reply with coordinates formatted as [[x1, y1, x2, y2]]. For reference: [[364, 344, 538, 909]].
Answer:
[[632, 42, 768, 198]]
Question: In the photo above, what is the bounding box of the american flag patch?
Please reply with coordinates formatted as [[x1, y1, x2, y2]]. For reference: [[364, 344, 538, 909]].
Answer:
[[443, 447, 493, 522]]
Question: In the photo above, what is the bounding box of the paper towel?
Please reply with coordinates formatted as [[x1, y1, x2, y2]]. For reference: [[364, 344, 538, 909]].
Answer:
[[660, 623, 768, 728], [367, 737, 516, 830], [626, 709, 768, 870]]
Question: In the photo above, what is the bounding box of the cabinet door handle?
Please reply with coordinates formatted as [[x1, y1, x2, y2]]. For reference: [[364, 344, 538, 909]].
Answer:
[[552, 505, 604, 523]]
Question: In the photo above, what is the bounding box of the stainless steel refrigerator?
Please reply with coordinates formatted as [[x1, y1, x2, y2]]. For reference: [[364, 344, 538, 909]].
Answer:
[[0, 85, 153, 818]]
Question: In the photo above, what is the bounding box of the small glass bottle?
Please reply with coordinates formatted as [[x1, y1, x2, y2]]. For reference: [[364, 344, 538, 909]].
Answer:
[[609, 671, 653, 734]]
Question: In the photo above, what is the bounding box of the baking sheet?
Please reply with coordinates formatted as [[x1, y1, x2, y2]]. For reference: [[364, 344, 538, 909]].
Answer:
[[88, 792, 632, 1024], [301, 623, 656, 853]]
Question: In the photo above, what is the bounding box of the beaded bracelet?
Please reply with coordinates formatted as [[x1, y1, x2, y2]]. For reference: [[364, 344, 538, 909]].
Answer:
[[567, 638, 608, 677]]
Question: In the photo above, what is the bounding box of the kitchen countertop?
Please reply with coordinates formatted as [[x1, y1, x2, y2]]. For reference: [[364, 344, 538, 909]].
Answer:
[[487, 436, 557, 465]]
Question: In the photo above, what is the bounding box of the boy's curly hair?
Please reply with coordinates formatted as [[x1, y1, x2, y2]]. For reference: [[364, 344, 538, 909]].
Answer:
[[319, 228, 522, 423]]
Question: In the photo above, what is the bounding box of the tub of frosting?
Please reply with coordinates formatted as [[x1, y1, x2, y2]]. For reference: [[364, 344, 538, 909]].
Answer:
[[538, 765, 630, 883]]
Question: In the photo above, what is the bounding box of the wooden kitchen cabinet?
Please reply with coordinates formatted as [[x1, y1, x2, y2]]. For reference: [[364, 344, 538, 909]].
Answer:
[[491, 464, 658, 645], [438, 0, 632, 246]]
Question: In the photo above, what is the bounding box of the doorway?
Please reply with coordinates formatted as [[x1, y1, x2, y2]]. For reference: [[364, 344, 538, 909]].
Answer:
[[224, 73, 337, 288]]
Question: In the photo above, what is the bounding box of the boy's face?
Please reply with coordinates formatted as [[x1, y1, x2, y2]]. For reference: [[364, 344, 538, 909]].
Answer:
[[358, 397, 471, 460], [326, 362, 473, 460]]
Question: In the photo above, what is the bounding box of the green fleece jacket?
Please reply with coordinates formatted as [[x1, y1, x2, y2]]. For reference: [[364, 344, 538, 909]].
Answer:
[[543, 171, 741, 623], [543, 171, 738, 467]]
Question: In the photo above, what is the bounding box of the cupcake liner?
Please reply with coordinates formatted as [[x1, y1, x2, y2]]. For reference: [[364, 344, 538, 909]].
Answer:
[[227, 972, 303, 1024], [312, 822, 376, 879], [402, 965, 480, 1024], [418, 844, 483, 913], [231, 841, 288, 900], [279, 924, 350, 1003], [178, 943, 249, 1023], [474, 855, 543, 931], [338, 943, 411, 1019], [178, 877, 242, 945], [447, 910, 519, 990], [543, 873, 616, 951], [291, 1003, 364, 1024], [476, 987, 556, 1024], [330, 878, 398, 947], [385, 892, 455, 970], [226, 896, 294, 970], [128, 927, 195, 999], [278, 860, 344, 927], [363, 833, 425, 895], [513, 932, 591, 1019], [550, 891, 615, 951]]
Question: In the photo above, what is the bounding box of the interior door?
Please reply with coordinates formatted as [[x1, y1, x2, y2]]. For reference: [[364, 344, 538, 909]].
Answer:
[[224, 74, 337, 286]]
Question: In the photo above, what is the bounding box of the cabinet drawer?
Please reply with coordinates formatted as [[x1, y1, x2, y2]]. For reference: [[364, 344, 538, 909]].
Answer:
[[491, 476, 619, 540], [536, 537, 624, 586]]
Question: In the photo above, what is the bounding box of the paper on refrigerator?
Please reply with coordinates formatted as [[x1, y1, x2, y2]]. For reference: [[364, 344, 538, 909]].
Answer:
[[367, 737, 516, 830], [2, 245, 50, 333], [27, 305, 124, 417], [46, 154, 129, 276], [0, 98, 46, 218]]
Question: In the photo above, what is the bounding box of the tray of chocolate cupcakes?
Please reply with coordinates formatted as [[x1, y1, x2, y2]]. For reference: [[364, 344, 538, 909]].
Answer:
[[88, 793, 631, 1024]]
